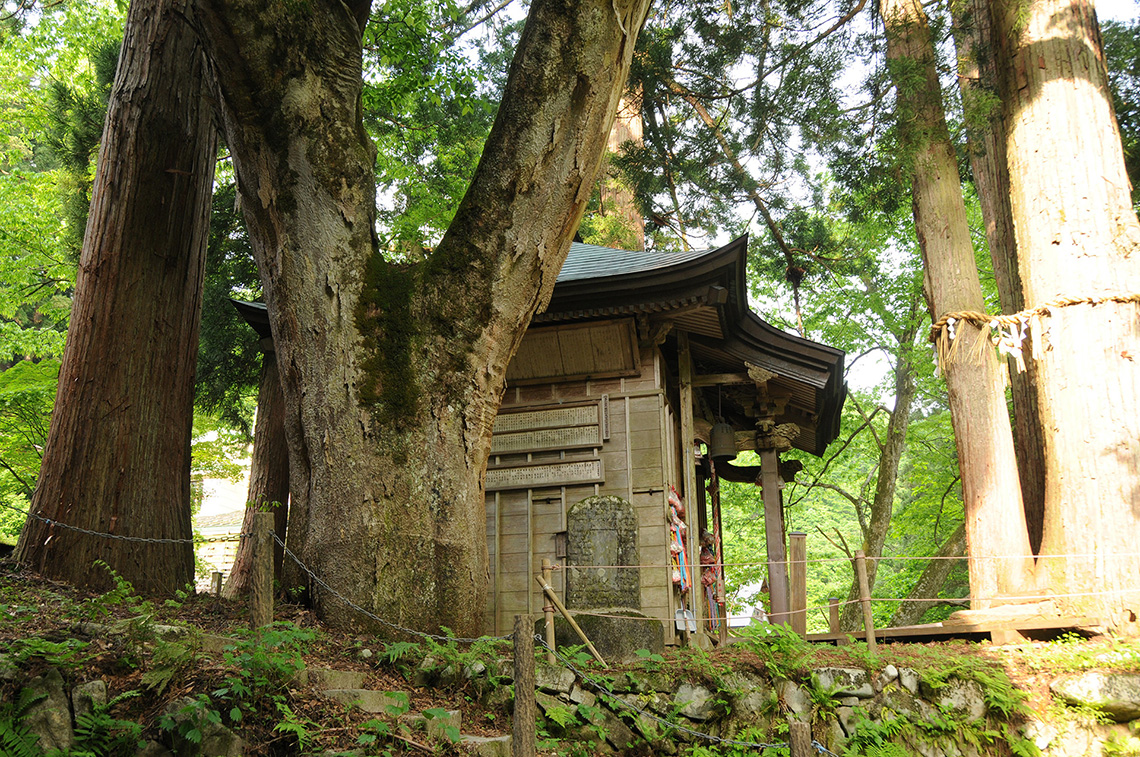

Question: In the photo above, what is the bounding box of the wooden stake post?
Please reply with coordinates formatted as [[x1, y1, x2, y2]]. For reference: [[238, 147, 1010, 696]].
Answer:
[[512, 614, 536, 757], [250, 511, 275, 630], [541, 559, 556, 664]]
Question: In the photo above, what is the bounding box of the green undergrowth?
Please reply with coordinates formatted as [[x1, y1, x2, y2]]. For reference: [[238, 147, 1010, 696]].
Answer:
[[0, 565, 1132, 756]]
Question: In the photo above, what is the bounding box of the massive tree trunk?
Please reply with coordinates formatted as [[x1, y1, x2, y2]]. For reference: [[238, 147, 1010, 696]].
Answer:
[[953, 0, 1047, 553], [881, 0, 1035, 605], [15, 0, 216, 594], [991, 0, 1140, 629], [839, 305, 919, 631], [222, 346, 289, 598], [196, 0, 652, 635]]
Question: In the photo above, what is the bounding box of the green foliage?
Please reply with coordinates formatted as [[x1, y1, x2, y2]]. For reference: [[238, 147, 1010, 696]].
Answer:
[[9, 636, 91, 669], [0, 359, 58, 504], [215, 621, 315, 719], [1103, 19, 1140, 208], [733, 623, 812, 680], [0, 689, 45, 757], [68, 690, 145, 757]]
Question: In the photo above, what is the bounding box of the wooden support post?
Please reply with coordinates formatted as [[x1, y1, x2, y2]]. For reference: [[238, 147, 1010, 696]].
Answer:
[[210, 571, 223, 596], [250, 511, 275, 630], [759, 447, 789, 625], [789, 531, 807, 635], [541, 559, 556, 664], [789, 718, 813, 757], [829, 596, 846, 645], [534, 575, 608, 667], [855, 550, 877, 654], [512, 614, 536, 757], [677, 331, 704, 644]]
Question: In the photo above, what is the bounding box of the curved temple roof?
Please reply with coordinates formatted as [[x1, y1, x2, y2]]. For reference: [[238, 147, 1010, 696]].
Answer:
[[536, 235, 847, 455], [232, 234, 847, 455]]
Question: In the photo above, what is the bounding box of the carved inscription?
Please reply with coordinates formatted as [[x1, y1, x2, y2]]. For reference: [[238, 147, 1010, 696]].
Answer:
[[486, 460, 604, 491], [491, 426, 602, 455], [494, 405, 599, 434]]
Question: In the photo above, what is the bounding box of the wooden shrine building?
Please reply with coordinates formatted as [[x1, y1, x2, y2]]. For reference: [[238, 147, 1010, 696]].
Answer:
[[234, 235, 846, 647], [483, 235, 846, 643]]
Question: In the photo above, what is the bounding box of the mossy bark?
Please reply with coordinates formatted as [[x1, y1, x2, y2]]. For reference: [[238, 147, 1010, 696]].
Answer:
[[196, 0, 652, 635]]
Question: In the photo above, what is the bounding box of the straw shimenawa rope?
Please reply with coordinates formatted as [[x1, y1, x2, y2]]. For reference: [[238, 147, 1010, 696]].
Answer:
[[929, 292, 1140, 373]]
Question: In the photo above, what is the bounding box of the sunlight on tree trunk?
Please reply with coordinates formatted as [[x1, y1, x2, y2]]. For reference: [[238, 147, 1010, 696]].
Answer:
[[881, 0, 1035, 605], [992, 0, 1140, 630]]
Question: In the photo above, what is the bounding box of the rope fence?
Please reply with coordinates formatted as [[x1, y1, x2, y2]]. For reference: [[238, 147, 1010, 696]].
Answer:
[[1, 501, 1125, 755], [0, 499, 247, 544]]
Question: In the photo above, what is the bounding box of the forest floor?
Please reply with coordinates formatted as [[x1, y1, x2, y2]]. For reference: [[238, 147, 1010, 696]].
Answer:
[[1, 563, 1137, 755]]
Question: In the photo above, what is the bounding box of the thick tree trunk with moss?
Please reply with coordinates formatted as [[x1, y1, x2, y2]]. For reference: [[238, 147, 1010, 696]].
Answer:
[[991, 0, 1140, 630], [952, 0, 1047, 553], [222, 348, 289, 598], [14, 0, 216, 594], [196, 0, 652, 635], [881, 0, 1035, 606]]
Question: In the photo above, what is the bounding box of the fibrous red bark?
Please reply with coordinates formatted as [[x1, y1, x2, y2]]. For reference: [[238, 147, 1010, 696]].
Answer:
[[15, 0, 217, 594]]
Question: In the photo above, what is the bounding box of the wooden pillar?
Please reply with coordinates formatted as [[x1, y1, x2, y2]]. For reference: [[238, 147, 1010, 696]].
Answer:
[[760, 446, 789, 625], [789, 531, 807, 635], [677, 332, 704, 643]]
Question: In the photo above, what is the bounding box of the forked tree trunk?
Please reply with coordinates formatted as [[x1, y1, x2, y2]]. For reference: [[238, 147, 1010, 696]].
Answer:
[[991, 0, 1140, 629], [952, 0, 1047, 553], [881, 0, 1035, 605], [222, 347, 289, 598], [196, 0, 653, 635], [15, 0, 216, 594]]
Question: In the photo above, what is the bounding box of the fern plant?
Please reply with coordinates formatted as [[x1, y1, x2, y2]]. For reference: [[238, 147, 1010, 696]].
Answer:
[[0, 689, 46, 757]]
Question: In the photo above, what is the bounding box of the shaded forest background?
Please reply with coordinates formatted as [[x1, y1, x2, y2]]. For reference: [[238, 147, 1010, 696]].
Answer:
[[1, 0, 1137, 631]]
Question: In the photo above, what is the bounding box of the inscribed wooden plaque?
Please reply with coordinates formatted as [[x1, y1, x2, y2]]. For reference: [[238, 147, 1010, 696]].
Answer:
[[491, 425, 602, 455], [494, 405, 599, 434], [485, 459, 605, 491]]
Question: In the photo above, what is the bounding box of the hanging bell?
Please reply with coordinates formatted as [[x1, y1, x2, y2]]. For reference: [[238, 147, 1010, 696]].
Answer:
[[708, 421, 737, 462]]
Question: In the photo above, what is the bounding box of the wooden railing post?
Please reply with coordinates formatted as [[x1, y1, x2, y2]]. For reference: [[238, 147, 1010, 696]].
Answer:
[[854, 550, 877, 654], [250, 511, 275, 630], [512, 614, 536, 757], [828, 596, 846, 645], [789, 532, 807, 635]]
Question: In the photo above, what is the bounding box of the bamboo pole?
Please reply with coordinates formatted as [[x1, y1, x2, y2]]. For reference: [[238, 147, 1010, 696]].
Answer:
[[789, 531, 807, 635], [855, 551, 877, 654], [512, 614, 536, 757], [534, 575, 608, 668], [541, 559, 556, 664]]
